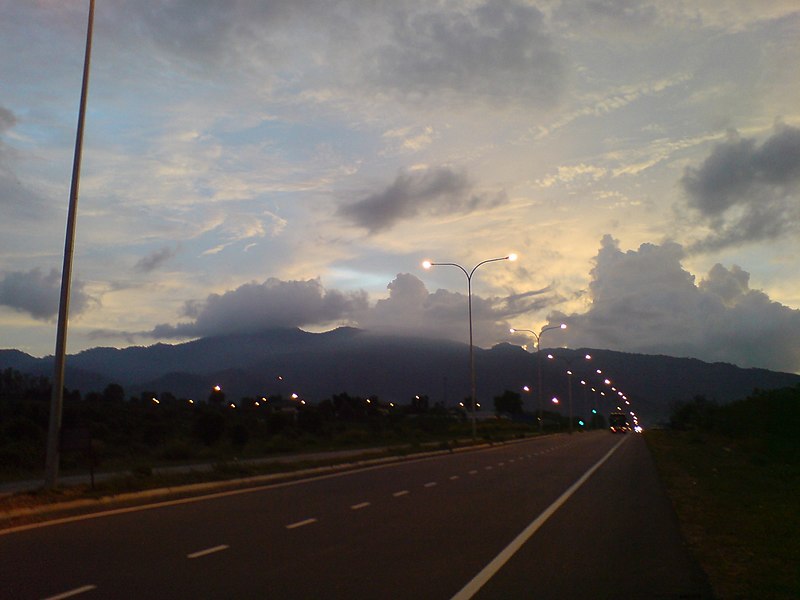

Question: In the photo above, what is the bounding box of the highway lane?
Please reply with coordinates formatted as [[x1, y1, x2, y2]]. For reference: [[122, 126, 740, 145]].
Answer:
[[1, 431, 711, 599]]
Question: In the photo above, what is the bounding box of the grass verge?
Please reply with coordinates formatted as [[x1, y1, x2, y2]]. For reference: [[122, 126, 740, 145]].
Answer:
[[0, 437, 491, 529], [645, 429, 799, 599]]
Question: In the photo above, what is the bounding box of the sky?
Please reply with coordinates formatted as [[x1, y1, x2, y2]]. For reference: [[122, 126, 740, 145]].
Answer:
[[1, 1, 800, 374]]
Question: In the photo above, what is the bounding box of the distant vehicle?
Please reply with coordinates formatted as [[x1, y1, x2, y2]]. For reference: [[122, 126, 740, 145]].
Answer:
[[609, 412, 630, 433]]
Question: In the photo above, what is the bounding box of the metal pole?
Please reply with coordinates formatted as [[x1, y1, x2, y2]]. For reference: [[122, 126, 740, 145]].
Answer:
[[424, 256, 513, 441], [536, 340, 543, 433], [567, 371, 573, 434], [44, 0, 95, 489], [467, 274, 476, 440]]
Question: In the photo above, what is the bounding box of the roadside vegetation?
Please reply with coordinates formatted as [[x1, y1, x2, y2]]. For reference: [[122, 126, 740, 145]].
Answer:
[[645, 387, 800, 600], [0, 367, 589, 485]]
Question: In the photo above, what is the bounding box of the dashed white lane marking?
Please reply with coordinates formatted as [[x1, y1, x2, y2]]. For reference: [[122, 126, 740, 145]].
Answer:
[[187, 544, 229, 559], [286, 518, 318, 530], [484, 466, 493, 471], [469, 470, 478, 475], [351, 502, 371, 510], [450, 475, 460, 480], [393, 490, 410, 497], [424, 482, 437, 488], [42, 585, 97, 600]]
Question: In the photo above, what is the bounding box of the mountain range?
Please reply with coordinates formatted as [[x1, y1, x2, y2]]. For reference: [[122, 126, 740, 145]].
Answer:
[[3, 327, 799, 426]]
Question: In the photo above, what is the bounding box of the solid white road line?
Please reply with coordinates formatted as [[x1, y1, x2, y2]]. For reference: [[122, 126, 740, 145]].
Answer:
[[450, 436, 629, 600], [187, 544, 229, 559], [286, 518, 318, 530], [42, 585, 97, 600]]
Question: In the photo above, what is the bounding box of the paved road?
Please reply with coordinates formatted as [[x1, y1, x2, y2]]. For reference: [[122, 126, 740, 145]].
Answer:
[[0, 432, 712, 599]]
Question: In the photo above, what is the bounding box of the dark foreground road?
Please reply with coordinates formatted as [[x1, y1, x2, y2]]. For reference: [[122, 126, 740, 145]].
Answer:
[[1, 431, 712, 599]]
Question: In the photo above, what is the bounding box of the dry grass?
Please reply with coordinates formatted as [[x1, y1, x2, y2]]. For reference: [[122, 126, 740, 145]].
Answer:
[[645, 430, 800, 599]]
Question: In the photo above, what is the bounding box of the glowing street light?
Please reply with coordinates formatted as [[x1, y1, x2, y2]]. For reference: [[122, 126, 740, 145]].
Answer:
[[423, 253, 517, 439], [509, 323, 566, 433], [547, 352, 592, 433]]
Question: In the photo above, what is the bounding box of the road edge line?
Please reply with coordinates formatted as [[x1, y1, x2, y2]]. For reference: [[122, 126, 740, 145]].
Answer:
[[451, 435, 629, 600]]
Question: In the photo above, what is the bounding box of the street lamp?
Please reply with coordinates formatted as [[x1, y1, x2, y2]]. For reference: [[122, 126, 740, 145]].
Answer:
[[423, 253, 517, 439], [547, 352, 591, 434], [509, 323, 566, 433]]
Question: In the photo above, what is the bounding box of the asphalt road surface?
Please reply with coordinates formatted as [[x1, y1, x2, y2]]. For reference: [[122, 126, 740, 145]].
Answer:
[[1, 431, 713, 599]]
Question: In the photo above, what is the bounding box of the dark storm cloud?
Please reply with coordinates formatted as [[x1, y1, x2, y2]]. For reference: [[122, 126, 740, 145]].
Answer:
[[338, 167, 507, 233], [371, 0, 565, 105], [682, 125, 800, 251], [0, 268, 92, 321], [150, 277, 368, 339], [135, 246, 177, 273]]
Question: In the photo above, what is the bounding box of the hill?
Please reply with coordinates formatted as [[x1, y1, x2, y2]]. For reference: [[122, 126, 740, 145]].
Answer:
[[2, 327, 799, 425]]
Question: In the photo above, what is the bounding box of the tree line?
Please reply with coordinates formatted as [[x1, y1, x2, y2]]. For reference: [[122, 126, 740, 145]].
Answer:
[[1, 368, 578, 477], [668, 385, 800, 462]]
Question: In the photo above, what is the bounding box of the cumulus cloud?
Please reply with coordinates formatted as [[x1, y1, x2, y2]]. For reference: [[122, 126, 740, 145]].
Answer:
[[356, 272, 552, 346], [682, 125, 800, 252], [0, 268, 92, 321], [551, 235, 800, 372], [338, 167, 507, 233], [150, 277, 369, 339], [147, 271, 553, 347], [136, 235, 800, 373]]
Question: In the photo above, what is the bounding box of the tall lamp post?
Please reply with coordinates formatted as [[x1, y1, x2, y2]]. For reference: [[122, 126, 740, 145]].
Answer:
[[44, 0, 96, 490], [509, 323, 566, 433], [547, 352, 591, 433], [423, 253, 517, 439]]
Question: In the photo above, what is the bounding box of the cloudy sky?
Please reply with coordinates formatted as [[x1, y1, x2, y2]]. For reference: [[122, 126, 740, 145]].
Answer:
[[1, 1, 799, 373]]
